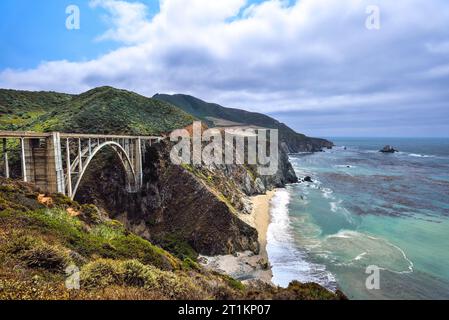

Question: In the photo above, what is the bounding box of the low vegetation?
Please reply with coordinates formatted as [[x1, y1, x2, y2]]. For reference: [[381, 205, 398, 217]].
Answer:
[[0, 178, 345, 300], [0, 87, 195, 135]]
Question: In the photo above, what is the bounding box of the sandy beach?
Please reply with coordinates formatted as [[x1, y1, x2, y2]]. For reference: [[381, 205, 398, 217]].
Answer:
[[245, 190, 276, 263], [199, 190, 276, 284]]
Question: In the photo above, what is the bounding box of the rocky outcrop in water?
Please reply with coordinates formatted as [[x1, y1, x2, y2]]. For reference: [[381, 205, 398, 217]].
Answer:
[[380, 145, 398, 153], [303, 176, 313, 183]]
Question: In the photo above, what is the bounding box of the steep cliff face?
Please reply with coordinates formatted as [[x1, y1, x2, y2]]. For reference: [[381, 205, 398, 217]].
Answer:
[[75, 143, 248, 256], [75, 141, 297, 256]]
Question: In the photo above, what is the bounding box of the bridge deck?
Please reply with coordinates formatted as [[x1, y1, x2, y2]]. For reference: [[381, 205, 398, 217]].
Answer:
[[0, 131, 164, 140]]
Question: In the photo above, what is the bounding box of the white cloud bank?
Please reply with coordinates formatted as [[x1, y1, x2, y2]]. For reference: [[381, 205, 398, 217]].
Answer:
[[1, 0, 449, 136]]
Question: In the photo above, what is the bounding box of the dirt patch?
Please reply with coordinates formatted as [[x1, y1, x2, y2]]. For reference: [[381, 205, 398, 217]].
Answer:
[[37, 194, 53, 206], [67, 208, 80, 217]]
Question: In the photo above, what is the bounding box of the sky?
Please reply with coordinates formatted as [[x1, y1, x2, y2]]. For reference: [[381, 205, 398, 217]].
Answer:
[[1, 0, 449, 138]]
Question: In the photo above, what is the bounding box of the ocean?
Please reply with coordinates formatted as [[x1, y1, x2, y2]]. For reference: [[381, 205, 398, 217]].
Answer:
[[267, 138, 449, 300]]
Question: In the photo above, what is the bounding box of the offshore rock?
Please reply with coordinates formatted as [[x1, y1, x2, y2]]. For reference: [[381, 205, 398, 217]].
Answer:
[[380, 145, 398, 153]]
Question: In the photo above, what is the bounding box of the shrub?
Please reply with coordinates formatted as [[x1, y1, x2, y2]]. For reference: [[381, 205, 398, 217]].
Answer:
[[221, 274, 245, 291], [5, 233, 69, 272], [182, 258, 201, 272], [5, 233, 38, 255], [154, 234, 198, 261], [80, 259, 123, 289], [155, 270, 196, 299], [20, 243, 69, 272], [0, 184, 19, 193], [80, 204, 101, 224], [91, 224, 122, 242], [108, 233, 179, 271], [271, 281, 342, 300], [121, 260, 157, 289], [80, 259, 203, 299]]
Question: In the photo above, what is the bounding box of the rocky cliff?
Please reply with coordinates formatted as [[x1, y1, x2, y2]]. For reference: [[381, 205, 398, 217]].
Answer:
[[75, 140, 297, 257]]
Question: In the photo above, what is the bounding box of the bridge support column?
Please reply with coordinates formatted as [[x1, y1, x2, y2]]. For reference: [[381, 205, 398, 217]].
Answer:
[[46, 133, 65, 194], [135, 138, 143, 187], [19, 134, 65, 194], [65, 139, 72, 198], [78, 138, 83, 173], [21, 138, 29, 182]]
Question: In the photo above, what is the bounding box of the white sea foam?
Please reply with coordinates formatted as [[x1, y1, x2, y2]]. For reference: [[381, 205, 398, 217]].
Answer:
[[394, 151, 436, 158], [408, 153, 434, 158], [330, 201, 341, 213], [308, 183, 321, 190], [322, 188, 334, 199], [353, 252, 367, 261], [267, 189, 337, 290], [327, 199, 356, 225], [335, 165, 356, 169], [326, 230, 357, 239], [322, 230, 414, 274]]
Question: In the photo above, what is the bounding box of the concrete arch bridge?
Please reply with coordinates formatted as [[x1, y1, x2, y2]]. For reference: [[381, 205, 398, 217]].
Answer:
[[0, 131, 163, 200]]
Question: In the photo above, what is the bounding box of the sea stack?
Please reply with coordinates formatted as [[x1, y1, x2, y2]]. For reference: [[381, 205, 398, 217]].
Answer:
[[379, 145, 398, 153]]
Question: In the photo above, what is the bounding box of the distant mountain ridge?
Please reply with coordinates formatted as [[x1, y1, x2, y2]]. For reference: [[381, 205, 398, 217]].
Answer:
[[153, 93, 333, 152]]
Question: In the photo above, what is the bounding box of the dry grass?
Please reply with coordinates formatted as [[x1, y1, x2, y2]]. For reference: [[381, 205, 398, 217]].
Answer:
[[0, 178, 346, 301]]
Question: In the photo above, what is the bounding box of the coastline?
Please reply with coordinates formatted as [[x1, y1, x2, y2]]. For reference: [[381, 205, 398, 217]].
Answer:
[[248, 190, 276, 268], [199, 190, 276, 284]]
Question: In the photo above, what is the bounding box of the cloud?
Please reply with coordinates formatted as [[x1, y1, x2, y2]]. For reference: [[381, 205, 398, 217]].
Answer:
[[89, 0, 153, 44], [1, 0, 449, 136]]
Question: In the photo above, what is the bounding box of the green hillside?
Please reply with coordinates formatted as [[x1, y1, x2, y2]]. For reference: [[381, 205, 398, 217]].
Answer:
[[0, 89, 72, 131], [0, 178, 344, 300], [0, 87, 195, 135], [153, 94, 333, 152]]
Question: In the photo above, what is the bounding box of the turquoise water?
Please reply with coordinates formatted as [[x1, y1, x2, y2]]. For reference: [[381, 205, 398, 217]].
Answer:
[[267, 138, 449, 300]]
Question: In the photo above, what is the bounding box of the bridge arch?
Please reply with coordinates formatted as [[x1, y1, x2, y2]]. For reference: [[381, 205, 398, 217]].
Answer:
[[70, 141, 138, 200], [0, 131, 163, 198]]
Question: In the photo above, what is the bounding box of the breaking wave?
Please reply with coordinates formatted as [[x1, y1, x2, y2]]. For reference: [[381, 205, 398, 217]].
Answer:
[[267, 189, 337, 290]]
